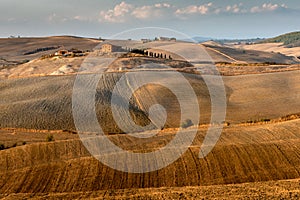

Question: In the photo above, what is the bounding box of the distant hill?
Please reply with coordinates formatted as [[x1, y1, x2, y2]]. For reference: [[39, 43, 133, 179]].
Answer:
[[0, 36, 101, 63], [262, 31, 300, 47], [203, 43, 298, 64], [215, 38, 263, 45], [192, 36, 214, 42], [192, 37, 263, 44]]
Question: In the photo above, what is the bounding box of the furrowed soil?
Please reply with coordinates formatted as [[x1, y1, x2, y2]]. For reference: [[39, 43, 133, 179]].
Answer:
[[0, 70, 299, 131], [1, 37, 300, 199], [1, 119, 300, 195]]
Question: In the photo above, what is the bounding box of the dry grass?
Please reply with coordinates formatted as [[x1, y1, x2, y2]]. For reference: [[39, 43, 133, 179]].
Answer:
[[1, 179, 299, 199], [203, 44, 298, 64], [0, 70, 299, 131], [0, 36, 100, 63], [0, 119, 300, 195], [233, 42, 300, 58], [1, 37, 300, 199]]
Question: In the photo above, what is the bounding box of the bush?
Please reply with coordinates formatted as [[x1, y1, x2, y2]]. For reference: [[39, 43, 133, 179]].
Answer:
[[46, 134, 55, 142], [181, 119, 193, 128], [247, 118, 271, 124], [260, 118, 271, 122], [0, 143, 5, 150], [224, 122, 231, 126]]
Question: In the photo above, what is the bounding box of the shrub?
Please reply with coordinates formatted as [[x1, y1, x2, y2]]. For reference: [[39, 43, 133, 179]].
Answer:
[[224, 122, 231, 126], [22, 59, 30, 64], [0, 143, 5, 150], [247, 118, 271, 124], [181, 119, 193, 128], [260, 118, 271, 122], [46, 134, 55, 142]]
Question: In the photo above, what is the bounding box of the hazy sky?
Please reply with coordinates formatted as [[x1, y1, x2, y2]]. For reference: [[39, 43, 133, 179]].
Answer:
[[0, 0, 299, 39]]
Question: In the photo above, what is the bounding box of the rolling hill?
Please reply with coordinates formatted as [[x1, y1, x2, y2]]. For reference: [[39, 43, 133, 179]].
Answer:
[[1, 36, 300, 199], [0, 36, 101, 64], [203, 43, 298, 64], [262, 31, 300, 48], [1, 118, 300, 197], [0, 70, 299, 131]]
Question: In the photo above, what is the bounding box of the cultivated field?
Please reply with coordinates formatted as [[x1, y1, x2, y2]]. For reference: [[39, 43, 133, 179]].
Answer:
[[1, 36, 300, 199], [0, 70, 299, 131], [1, 119, 300, 197], [233, 42, 300, 58], [1, 179, 299, 199]]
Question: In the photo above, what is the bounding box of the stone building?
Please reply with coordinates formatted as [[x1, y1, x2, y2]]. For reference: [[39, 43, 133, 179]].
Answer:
[[101, 44, 123, 53], [157, 37, 177, 42]]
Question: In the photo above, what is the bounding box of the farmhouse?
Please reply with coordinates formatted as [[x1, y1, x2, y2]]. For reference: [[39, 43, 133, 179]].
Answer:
[[157, 37, 177, 42], [101, 43, 123, 53]]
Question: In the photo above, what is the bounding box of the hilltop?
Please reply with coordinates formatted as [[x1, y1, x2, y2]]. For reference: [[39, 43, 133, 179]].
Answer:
[[261, 31, 300, 47], [231, 32, 300, 59], [0, 36, 101, 65], [1, 36, 299, 79]]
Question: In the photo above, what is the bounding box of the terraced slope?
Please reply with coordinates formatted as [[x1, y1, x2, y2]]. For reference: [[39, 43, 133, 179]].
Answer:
[[2, 179, 299, 199], [0, 119, 300, 194]]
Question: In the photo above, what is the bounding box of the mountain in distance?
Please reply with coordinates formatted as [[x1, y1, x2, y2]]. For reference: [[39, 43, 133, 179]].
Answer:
[[192, 36, 214, 42], [192, 31, 300, 47], [191, 36, 264, 44]]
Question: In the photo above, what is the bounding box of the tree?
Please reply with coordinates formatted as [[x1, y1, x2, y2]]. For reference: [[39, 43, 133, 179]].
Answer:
[[0, 144, 5, 150], [181, 119, 193, 128], [46, 135, 55, 142]]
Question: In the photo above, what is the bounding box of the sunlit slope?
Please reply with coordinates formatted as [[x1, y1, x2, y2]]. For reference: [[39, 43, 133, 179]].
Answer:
[[203, 44, 298, 64], [262, 31, 300, 47], [0, 70, 299, 130], [0, 72, 213, 131], [0, 119, 300, 193], [0, 36, 100, 62], [224, 70, 300, 123], [2, 179, 299, 199]]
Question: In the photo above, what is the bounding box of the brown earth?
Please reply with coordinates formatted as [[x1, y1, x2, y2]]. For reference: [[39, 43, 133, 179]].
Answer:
[[203, 44, 298, 64], [0, 70, 299, 131], [1, 37, 300, 199], [1, 179, 299, 199], [233, 42, 300, 58], [1, 37, 299, 80], [1, 119, 300, 196], [0, 36, 100, 63]]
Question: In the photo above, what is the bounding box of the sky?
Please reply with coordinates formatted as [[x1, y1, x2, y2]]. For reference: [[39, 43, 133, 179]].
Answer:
[[0, 0, 299, 39]]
